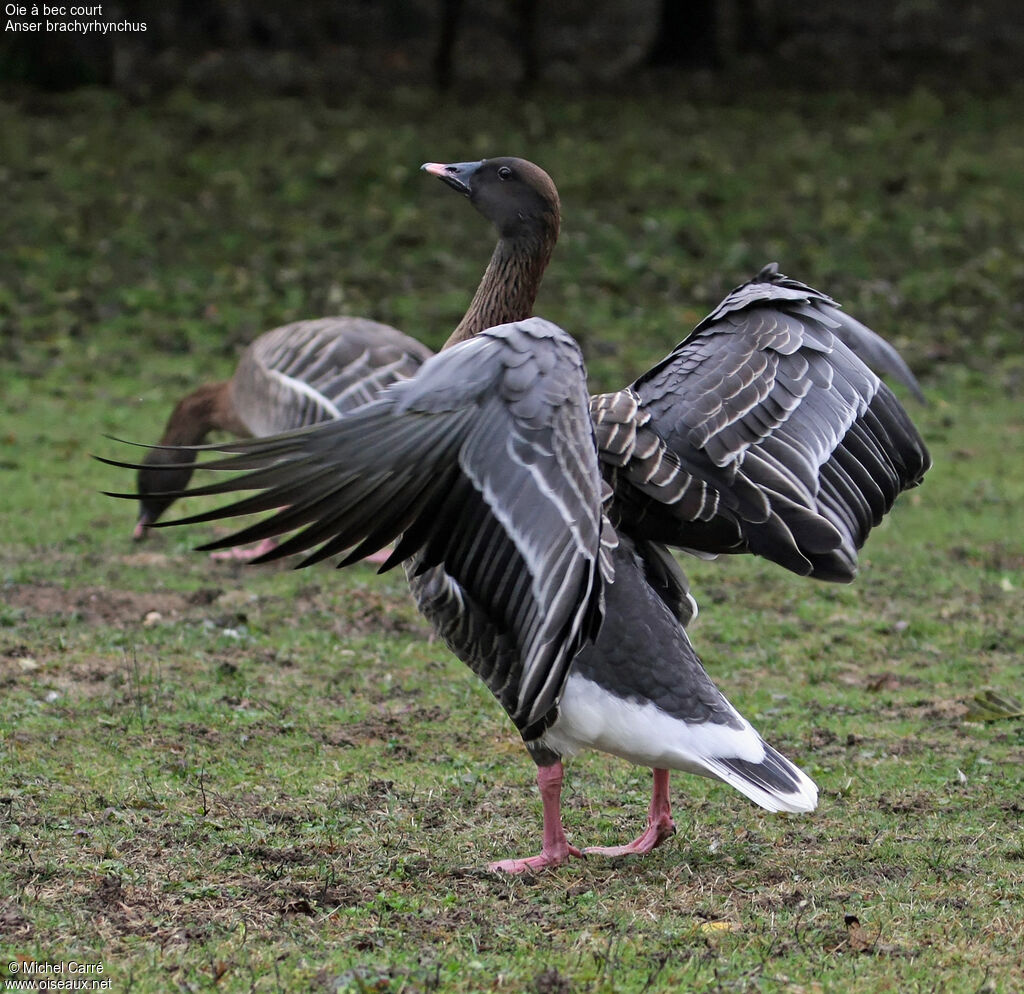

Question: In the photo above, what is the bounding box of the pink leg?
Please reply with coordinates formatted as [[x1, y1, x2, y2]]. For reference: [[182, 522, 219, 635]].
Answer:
[[210, 537, 395, 565], [488, 762, 583, 873], [584, 768, 676, 857], [209, 537, 280, 562]]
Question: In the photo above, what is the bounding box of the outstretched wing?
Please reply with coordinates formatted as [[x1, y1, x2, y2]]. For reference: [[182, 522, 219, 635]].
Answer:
[[103, 317, 605, 729], [594, 264, 930, 581]]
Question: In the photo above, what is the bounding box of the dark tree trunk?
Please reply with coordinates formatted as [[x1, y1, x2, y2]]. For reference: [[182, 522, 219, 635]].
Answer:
[[647, 0, 720, 69], [513, 0, 540, 92], [433, 0, 465, 90]]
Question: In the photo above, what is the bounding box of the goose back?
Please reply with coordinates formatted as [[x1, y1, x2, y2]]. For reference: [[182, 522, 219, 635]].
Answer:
[[232, 317, 433, 436]]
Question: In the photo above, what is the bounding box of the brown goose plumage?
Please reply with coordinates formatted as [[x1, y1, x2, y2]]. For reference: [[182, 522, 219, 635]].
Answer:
[[423, 159, 560, 348]]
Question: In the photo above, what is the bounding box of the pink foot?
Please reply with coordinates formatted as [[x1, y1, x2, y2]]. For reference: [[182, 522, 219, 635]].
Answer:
[[583, 819, 675, 856], [584, 768, 676, 857], [488, 762, 581, 874], [210, 537, 280, 562], [488, 842, 583, 874], [362, 546, 393, 565]]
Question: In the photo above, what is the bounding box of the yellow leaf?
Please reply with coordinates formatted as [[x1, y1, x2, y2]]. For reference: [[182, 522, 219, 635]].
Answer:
[[965, 689, 1024, 722], [700, 920, 741, 933]]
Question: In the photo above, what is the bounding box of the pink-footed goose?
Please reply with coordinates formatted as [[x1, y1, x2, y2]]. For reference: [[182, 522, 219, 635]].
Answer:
[[105, 158, 929, 871], [134, 316, 433, 559]]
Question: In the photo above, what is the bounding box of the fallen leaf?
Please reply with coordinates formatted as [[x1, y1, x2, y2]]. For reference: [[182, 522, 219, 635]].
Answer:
[[700, 920, 742, 934], [845, 914, 873, 952], [964, 690, 1023, 722]]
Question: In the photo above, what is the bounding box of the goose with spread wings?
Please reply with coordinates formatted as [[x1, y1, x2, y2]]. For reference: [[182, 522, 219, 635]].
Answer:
[[423, 158, 927, 584], [104, 157, 930, 871], [106, 316, 826, 871]]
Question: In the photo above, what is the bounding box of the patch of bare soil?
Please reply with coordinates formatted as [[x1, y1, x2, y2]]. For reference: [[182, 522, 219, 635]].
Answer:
[[4, 582, 197, 627], [4, 574, 431, 645], [949, 542, 1024, 571], [307, 585, 430, 638], [314, 705, 446, 751], [0, 900, 33, 940], [883, 697, 970, 725], [534, 968, 573, 994]]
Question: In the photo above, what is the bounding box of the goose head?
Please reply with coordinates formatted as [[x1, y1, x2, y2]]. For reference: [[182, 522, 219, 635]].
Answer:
[[133, 449, 196, 540], [422, 157, 560, 242]]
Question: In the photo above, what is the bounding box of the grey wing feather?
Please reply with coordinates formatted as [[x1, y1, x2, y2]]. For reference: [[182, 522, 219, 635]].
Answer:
[[634, 540, 698, 627], [233, 317, 433, 435], [590, 387, 748, 559], [615, 265, 930, 580], [828, 310, 925, 404], [693, 263, 925, 401]]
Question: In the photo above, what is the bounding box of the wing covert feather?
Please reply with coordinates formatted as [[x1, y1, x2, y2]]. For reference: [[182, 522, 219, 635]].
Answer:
[[234, 317, 433, 434]]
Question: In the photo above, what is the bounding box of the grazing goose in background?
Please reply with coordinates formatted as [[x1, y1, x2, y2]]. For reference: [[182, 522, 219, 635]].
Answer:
[[134, 316, 433, 560], [105, 157, 929, 871]]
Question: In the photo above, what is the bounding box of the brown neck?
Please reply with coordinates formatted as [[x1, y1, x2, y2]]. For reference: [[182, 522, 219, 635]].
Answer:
[[157, 381, 244, 446], [443, 222, 558, 350]]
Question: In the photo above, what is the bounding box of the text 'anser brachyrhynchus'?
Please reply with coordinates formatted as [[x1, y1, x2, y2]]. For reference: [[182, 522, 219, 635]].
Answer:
[[104, 158, 930, 872]]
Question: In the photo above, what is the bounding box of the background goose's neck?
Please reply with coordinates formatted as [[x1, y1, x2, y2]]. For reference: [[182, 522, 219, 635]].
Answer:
[[443, 225, 557, 350], [158, 381, 244, 446]]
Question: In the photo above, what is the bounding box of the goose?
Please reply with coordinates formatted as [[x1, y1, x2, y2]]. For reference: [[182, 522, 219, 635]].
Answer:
[[104, 158, 930, 871], [134, 316, 433, 560]]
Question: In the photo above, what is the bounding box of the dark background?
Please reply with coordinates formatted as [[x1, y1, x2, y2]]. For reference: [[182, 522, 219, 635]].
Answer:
[[4, 0, 1023, 96]]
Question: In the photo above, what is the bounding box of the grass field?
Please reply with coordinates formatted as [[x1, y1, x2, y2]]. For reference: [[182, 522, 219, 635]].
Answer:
[[1, 83, 1023, 992]]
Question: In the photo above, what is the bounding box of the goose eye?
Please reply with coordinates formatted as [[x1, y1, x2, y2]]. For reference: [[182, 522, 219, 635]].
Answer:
[[497, 166, 513, 180]]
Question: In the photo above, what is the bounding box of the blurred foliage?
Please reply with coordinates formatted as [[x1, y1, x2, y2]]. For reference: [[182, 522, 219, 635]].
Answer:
[[0, 84, 1022, 397]]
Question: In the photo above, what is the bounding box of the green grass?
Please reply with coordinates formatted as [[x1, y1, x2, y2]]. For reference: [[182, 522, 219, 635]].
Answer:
[[1, 83, 1023, 992]]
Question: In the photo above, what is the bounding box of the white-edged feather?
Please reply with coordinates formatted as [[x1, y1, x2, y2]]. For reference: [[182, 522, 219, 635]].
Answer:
[[543, 673, 818, 813]]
